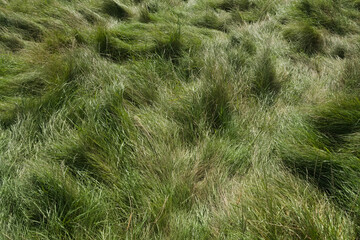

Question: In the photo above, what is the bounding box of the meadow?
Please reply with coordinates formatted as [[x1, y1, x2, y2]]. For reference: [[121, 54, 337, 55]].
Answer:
[[1, 0, 360, 239]]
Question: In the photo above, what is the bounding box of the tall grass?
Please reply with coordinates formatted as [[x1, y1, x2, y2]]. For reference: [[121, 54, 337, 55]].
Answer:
[[1, 0, 360, 239], [251, 49, 278, 99], [283, 22, 323, 55]]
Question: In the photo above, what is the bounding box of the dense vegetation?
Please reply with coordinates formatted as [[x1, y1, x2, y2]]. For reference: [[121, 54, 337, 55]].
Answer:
[[1, 0, 360, 239]]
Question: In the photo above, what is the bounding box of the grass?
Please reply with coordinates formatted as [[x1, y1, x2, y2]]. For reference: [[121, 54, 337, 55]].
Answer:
[[102, 0, 133, 20], [211, 0, 253, 11], [251, 48, 278, 99], [287, 0, 353, 35], [0, 10, 43, 40], [283, 22, 323, 55], [95, 22, 204, 61], [310, 96, 360, 142], [342, 57, 360, 91], [193, 11, 229, 32], [1, 0, 360, 239]]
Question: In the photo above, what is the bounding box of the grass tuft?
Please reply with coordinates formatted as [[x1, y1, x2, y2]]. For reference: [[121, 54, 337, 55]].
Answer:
[[0, 11, 43, 41], [102, 0, 133, 20], [0, 34, 24, 52], [310, 97, 360, 142], [292, 0, 349, 34], [138, 4, 151, 23], [215, 0, 252, 11], [193, 11, 228, 31], [332, 44, 346, 59], [341, 58, 360, 91], [95, 23, 202, 61], [283, 22, 323, 55], [251, 49, 278, 99], [200, 80, 233, 131], [21, 167, 106, 238]]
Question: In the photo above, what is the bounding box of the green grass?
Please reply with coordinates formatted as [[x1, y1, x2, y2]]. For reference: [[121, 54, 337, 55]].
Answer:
[[1, 0, 360, 239], [251, 48, 278, 99], [283, 22, 323, 55], [342, 57, 360, 91], [286, 0, 353, 35], [310, 96, 360, 142], [102, 0, 133, 20]]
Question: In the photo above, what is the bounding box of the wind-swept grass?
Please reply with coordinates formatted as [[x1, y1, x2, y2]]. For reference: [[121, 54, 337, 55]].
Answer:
[[1, 0, 360, 239], [288, 0, 352, 35], [251, 49, 278, 99], [342, 57, 360, 91], [95, 22, 203, 61], [0, 33, 24, 52], [0, 10, 43, 40], [193, 11, 229, 32], [102, 0, 133, 20], [310, 96, 360, 142], [283, 22, 323, 55], [215, 0, 252, 11]]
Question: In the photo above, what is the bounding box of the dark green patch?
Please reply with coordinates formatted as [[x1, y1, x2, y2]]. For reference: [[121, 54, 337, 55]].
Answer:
[[251, 49, 279, 99], [102, 0, 132, 20], [0, 11, 43, 41], [292, 0, 349, 34], [215, 0, 252, 11], [0, 34, 24, 52], [283, 23, 323, 55], [310, 97, 360, 142], [193, 12, 227, 31]]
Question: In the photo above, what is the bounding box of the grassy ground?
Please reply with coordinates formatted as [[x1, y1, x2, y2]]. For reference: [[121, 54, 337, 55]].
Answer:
[[1, 0, 360, 239]]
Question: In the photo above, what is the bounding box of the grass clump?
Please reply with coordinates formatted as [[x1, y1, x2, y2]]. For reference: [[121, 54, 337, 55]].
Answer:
[[78, 8, 101, 24], [20, 166, 107, 239], [331, 44, 347, 59], [354, 1, 360, 10], [0, 54, 25, 76], [0, 10, 43, 41], [283, 22, 323, 55], [193, 11, 228, 31], [0, 34, 24, 52], [95, 23, 202, 61], [215, 169, 356, 239], [226, 32, 257, 70], [138, 7, 151, 23], [102, 0, 133, 20], [291, 0, 349, 35], [229, 32, 257, 55], [171, 80, 233, 143], [200, 80, 233, 131], [251, 49, 278, 99], [310, 97, 360, 143], [281, 144, 360, 204], [340, 132, 360, 158], [341, 58, 360, 91], [278, 113, 360, 225], [214, 0, 252, 11]]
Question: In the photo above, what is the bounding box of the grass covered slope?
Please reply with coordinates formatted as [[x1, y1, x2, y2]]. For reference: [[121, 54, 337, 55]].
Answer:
[[1, 0, 360, 239]]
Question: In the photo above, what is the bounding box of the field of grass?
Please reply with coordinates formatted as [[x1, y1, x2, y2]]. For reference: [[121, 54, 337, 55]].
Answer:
[[1, 0, 360, 239]]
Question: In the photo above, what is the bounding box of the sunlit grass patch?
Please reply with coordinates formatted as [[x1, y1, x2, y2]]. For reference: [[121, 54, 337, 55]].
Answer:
[[95, 22, 204, 61]]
